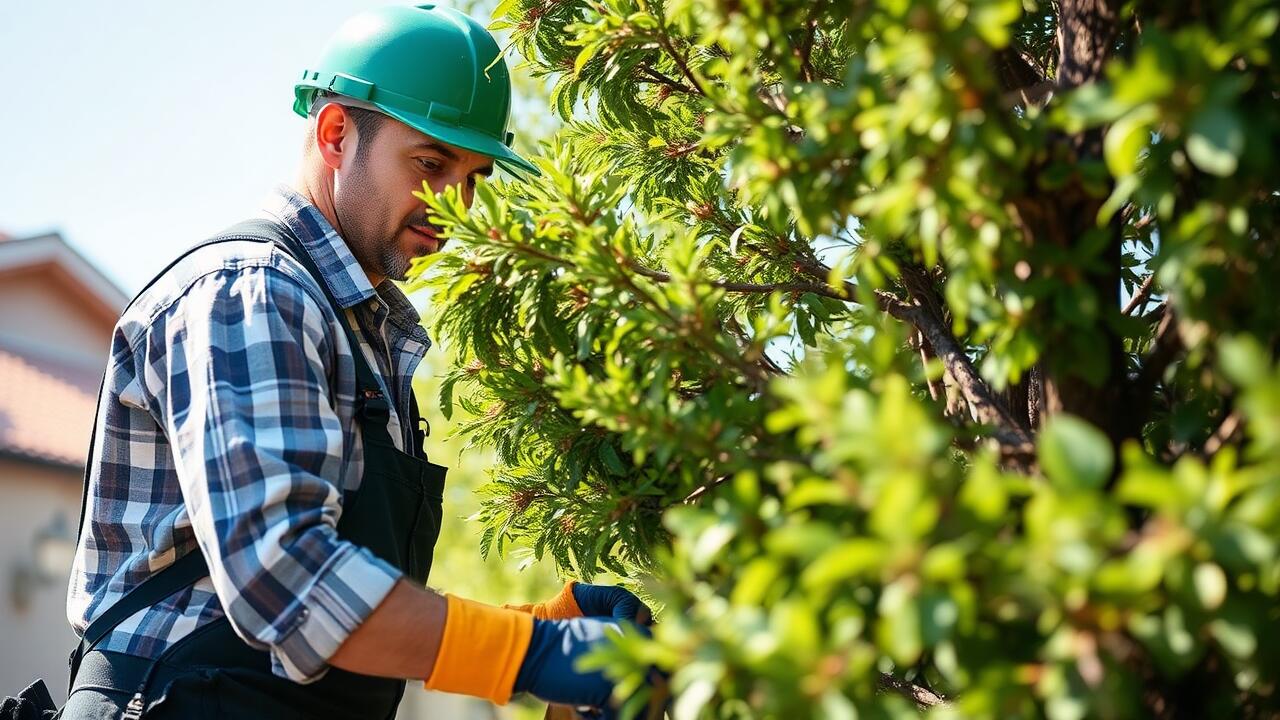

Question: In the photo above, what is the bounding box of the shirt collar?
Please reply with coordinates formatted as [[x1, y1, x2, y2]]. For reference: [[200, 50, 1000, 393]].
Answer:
[[259, 185, 432, 348], [261, 184, 377, 310]]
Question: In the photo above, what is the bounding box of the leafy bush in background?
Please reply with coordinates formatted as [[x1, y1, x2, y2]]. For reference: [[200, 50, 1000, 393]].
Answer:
[[414, 0, 1280, 716]]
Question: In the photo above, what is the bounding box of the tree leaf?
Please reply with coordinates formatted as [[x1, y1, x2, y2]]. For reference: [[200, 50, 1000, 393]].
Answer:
[[1038, 415, 1113, 489], [1104, 106, 1157, 177], [1186, 105, 1244, 177]]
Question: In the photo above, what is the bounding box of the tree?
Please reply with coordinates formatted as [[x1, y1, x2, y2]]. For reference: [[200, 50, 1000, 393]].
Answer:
[[412, 0, 1280, 716]]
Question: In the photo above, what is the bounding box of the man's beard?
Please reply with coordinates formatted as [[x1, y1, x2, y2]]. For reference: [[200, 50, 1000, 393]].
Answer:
[[375, 236, 411, 282], [342, 158, 412, 284]]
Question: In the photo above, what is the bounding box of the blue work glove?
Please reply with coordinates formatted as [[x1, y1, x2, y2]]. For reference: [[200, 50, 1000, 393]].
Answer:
[[571, 583, 653, 625], [512, 616, 652, 717]]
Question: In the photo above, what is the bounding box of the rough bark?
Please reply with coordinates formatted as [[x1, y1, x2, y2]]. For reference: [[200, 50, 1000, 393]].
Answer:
[[1056, 0, 1121, 90], [879, 288, 1034, 456], [1013, 0, 1133, 451]]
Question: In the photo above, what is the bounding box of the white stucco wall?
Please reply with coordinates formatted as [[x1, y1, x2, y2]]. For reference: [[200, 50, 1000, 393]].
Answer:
[[0, 459, 82, 702]]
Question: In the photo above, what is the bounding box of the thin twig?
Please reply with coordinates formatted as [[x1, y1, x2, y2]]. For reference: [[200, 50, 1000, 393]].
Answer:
[[795, 1, 822, 82], [625, 259, 852, 300], [683, 475, 730, 504], [1122, 273, 1156, 316], [637, 62, 699, 95], [642, 10, 710, 98], [612, 258, 771, 389], [1131, 213, 1155, 233], [1203, 411, 1242, 456], [877, 672, 947, 707], [1000, 80, 1056, 109]]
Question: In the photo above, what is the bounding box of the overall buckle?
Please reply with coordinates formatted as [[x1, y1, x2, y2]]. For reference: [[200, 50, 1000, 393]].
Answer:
[[358, 389, 391, 424]]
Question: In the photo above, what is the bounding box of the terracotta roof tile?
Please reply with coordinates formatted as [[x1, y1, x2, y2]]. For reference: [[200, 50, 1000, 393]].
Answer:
[[0, 345, 99, 466]]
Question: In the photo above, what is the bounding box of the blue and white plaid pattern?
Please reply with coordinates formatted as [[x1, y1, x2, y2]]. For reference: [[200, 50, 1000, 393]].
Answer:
[[66, 185, 431, 683]]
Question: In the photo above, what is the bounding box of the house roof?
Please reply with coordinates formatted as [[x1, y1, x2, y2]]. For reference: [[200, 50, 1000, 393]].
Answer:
[[0, 230, 121, 468], [0, 343, 98, 468], [0, 232, 129, 324]]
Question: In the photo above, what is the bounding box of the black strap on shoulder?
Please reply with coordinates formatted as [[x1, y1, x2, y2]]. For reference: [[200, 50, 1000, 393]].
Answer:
[[74, 551, 209, 654], [67, 217, 393, 687], [218, 220, 398, 439]]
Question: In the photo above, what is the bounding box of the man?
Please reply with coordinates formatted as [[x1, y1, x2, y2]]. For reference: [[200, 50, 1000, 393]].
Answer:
[[62, 5, 647, 718]]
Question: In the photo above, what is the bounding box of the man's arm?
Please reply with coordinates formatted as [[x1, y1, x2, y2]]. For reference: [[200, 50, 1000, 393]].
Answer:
[[151, 265, 643, 708], [329, 579, 444, 678], [148, 265, 402, 683]]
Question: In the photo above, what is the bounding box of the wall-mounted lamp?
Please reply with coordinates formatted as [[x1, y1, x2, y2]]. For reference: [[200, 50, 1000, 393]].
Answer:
[[9, 512, 77, 611]]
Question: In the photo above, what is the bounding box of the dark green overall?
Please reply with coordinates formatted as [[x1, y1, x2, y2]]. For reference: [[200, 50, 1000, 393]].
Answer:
[[61, 220, 446, 720]]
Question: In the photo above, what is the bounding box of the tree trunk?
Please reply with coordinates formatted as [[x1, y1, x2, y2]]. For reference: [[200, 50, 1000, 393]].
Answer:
[[1020, 0, 1134, 451]]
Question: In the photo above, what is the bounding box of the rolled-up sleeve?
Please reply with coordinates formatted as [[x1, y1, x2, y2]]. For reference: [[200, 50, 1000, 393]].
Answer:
[[143, 264, 400, 683]]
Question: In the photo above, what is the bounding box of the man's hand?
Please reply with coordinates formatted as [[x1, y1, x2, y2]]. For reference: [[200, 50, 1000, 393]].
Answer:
[[506, 583, 654, 719], [507, 581, 652, 625], [572, 584, 652, 625], [513, 616, 649, 717]]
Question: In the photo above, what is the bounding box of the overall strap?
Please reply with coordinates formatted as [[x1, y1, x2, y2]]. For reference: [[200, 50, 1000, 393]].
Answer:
[[256, 221, 401, 449]]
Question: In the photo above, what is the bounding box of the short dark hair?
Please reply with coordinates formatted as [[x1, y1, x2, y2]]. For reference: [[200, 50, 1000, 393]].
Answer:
[[307, 92, 387, 162]]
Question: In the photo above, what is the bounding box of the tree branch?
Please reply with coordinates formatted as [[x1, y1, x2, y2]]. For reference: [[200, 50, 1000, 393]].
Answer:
[[995, 45, 1055, 108], [637, 0, 712, 99], [910, 330, 945, 403], [795, 1, 823, 83], [623, 257, 1032, 458], [877, 290, 1035, 455], [637, 62, 700, 95], [995, 45, 1048, 91], [1122, 273, 1156, 316], [1129, 303, 1183, 420], [1056, 0, 1121, 89], [1000, 80, 1056, 109], [877, 671, 948, 707], [1203, 410, 1242, 456], [625, 259, 854, 301]]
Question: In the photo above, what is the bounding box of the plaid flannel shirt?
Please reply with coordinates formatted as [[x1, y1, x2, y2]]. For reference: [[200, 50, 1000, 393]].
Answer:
[[65, 185, 431, 683]]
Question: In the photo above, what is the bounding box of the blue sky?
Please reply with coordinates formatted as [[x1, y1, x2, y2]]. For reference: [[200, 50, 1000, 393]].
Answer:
[[0, 1, 513, 294]]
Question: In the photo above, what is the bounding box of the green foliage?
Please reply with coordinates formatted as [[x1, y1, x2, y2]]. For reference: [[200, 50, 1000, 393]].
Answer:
[[414, 0, 1280, 716]]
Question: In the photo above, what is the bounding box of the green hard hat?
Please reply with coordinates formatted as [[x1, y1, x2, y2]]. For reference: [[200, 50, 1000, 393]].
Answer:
[[295, 4, 538, 176]]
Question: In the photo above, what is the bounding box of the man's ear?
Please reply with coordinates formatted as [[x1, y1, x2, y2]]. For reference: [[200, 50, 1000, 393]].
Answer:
[[314, 103, 355, 172]]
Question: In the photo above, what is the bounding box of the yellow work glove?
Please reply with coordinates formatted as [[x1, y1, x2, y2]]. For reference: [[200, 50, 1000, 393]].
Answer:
[[504, 581, 584, 620], [506, 581, 653, 624], [423, 595, 533, 704]]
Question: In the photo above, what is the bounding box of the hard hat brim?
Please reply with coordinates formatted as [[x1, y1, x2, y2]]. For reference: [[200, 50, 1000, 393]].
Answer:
[[381, 105, 541, 178]]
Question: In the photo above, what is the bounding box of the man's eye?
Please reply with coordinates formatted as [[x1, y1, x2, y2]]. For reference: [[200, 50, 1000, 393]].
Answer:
[[417, 158, 441, 172]]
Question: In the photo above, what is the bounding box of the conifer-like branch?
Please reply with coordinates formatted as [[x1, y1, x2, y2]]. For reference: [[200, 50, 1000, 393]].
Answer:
[[624, 259, 850, 299], [637, 62, 699, 96]]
